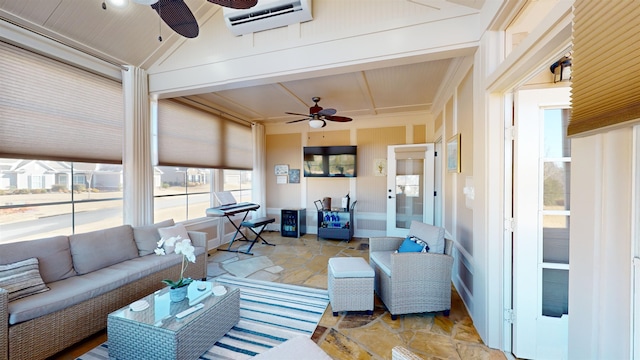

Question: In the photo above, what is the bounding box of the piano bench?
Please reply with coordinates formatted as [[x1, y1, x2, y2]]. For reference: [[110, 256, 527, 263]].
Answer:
[[241, 217, 275, 228]]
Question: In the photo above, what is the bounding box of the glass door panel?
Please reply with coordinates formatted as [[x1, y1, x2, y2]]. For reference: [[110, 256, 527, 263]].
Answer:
[[395, 159, 424, 229]]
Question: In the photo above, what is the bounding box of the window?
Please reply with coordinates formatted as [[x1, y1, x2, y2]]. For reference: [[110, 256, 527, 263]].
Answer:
[[153, 166, 213, 223], [223, 170, 252, 203], [0, 159, 123, 243]]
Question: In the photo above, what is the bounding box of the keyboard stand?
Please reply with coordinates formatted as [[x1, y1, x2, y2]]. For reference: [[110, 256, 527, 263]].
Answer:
[[218, 211, 253, 254]]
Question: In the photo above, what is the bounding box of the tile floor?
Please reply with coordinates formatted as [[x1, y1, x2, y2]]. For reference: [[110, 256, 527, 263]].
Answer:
[[208, 232, 508, 360]]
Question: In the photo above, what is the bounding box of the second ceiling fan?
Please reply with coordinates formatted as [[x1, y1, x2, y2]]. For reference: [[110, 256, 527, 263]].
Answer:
[[286, 97, 353, 128]]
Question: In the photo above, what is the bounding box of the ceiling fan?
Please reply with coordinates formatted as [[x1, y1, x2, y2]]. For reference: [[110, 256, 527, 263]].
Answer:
[[286, 97, 353, 128], [103, 0, 257, 40]]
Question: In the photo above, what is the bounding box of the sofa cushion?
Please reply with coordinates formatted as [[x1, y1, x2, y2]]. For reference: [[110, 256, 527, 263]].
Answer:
[[0, 235, 76, 283], [133, 219, 175, 256], [409, 221, 445, 254], [369, 251, 393, 277], [158, 223, 191, 254], [69, 225, 138, 275], [0, 258, 50, 301]]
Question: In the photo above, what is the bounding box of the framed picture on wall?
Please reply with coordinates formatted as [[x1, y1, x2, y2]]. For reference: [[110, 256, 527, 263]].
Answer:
[[289, 169, 300, 183], [274, 164, 289, 175], [447, 133, 461, 173]]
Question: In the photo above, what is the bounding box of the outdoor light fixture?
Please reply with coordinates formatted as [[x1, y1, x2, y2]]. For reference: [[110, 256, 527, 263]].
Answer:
[[550, 54, 572, 83]]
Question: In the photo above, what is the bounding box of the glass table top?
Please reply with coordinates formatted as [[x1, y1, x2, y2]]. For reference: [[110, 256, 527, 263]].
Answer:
[[109, 280, 235, 332]]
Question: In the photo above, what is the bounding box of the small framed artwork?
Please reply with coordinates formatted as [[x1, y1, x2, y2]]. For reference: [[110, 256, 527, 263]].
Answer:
[[276, 175, 288, 184], [447, 133, 461, 173], [289, 169, 300, 183], [274, 164, 289, 176], [374, 158, 387, 176]]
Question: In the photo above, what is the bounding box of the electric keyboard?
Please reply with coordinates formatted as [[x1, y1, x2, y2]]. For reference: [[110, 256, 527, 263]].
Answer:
[[205, 202, 260, 217]]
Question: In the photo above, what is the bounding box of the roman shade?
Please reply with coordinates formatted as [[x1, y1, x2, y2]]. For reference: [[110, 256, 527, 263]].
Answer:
[[568, 0, 640, 136], [0, 41, 124, 163], [157, 99, 252, 170]]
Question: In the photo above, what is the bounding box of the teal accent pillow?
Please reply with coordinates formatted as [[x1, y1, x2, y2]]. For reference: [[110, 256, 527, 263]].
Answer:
[[397, 236, 427, 253]]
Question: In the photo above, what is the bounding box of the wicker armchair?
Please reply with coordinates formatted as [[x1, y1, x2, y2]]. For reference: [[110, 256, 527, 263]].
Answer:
[[369, 221, 453, 320]]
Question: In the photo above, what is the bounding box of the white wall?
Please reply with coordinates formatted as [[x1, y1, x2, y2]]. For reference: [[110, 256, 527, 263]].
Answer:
[[569, 126, 634, 359]]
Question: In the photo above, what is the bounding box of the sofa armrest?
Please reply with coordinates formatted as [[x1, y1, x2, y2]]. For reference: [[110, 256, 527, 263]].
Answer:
[[0, 288, 8, 360], [187, 231, 207, 248], [390, 252, 453, 283], [369, 237, 404, 252]]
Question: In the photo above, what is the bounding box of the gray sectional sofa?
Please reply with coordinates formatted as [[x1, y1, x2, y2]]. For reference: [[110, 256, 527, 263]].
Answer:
[[0, 219, 207, 360]]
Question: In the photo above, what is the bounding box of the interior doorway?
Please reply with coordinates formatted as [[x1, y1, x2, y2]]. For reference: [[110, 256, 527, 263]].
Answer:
[[386, 143, 435, 237]]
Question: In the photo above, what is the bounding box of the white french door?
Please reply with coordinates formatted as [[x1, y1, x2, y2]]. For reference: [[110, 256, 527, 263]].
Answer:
[[512, 87, 571, 359], [386, 143, 435, 237]]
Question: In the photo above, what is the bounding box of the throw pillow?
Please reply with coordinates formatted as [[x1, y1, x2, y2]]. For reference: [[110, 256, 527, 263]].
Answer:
[[158, 223, 191, 254], [397, 236, 429, 253], [0, 258, 50, 301]]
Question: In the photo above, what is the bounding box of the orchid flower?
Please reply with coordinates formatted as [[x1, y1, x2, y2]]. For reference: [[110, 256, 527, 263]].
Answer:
[[156, 235, 196, 289]]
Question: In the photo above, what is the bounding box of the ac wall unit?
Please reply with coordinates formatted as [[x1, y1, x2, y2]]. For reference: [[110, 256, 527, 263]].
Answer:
[[223, 0, 313, 36]]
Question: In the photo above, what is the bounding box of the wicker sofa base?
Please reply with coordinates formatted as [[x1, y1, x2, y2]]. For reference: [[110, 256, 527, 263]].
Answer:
[[4, 253, 205, 360]]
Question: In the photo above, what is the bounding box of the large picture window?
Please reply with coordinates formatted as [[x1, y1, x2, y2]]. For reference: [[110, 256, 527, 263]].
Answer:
[[0, 158, 123, 243]]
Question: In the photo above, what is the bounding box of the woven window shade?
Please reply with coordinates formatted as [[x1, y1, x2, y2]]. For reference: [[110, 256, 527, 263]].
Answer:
[[569, 0, 640, 136], [0, 42, 124, 163], [157, 100, 252, 170]]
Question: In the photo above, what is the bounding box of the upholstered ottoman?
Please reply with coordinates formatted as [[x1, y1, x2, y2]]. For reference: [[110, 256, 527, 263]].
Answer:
[[327, 257, 374, 315]]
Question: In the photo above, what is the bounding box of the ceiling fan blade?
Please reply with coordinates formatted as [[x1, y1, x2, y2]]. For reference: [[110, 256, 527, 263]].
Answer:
[[152, 0, 199, 39], [285, 111, 311, 117], [286, 118, 309, 124], [318, 108, 337, 116], [207, 0, 258, 9], [321, 120, 327, 128], [325, 115, 353, 122]]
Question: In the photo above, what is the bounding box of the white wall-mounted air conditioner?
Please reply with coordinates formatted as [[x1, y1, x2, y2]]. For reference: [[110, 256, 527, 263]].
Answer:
[[223, 0, 313, 36]]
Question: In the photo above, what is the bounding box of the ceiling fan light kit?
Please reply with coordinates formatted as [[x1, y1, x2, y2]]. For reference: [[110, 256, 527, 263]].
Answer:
[[107, 0, 130, 7], [309, 119, 325, 128]]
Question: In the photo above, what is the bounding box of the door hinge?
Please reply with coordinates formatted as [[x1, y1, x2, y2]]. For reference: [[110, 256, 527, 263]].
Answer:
[[505, 218, 515, 232], [504, 309, 515, 324], [434, 191, 437, 197], [434, 151, 438, 156], [505, 126, 515, 141]]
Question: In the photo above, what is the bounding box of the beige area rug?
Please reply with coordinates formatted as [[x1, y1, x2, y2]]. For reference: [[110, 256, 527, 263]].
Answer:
[[222, 256, 275, 278]]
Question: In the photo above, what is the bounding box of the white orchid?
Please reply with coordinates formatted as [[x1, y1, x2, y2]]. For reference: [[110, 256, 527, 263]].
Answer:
[[155, 235, 196, 288]]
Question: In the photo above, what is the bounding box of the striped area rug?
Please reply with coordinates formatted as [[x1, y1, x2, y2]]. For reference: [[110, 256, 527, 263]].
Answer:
[[77, 275, 329, 360]]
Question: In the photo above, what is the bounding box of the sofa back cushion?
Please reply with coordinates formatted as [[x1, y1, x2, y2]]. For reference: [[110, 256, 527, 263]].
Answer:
[[408, 221, 445, 254], [133, 219, 175, 256], [0, 235, 76, 283], [69, 225, 138, 275]]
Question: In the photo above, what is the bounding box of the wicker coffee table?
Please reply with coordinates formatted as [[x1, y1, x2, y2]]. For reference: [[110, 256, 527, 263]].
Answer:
[[107, 282, 240, 360]]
